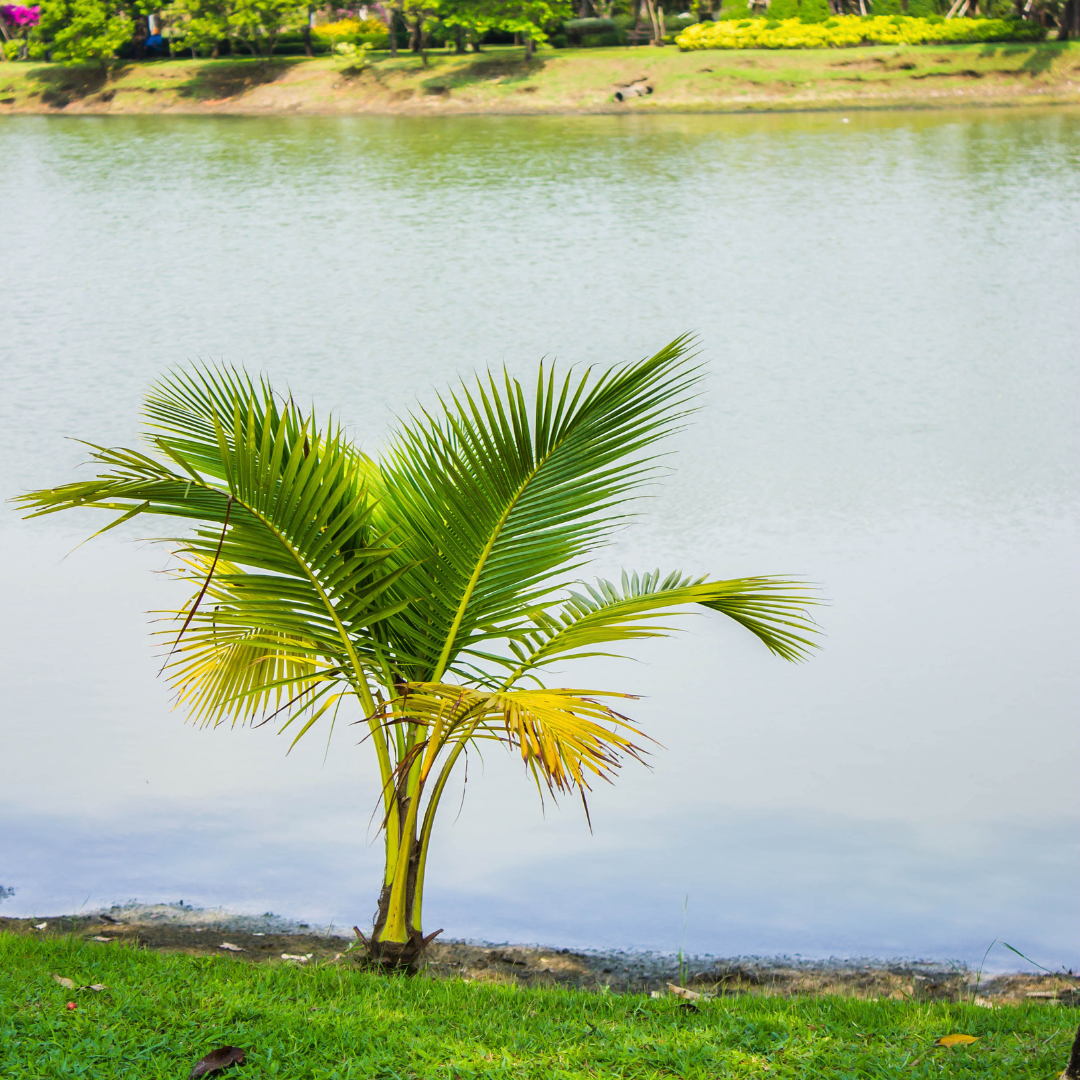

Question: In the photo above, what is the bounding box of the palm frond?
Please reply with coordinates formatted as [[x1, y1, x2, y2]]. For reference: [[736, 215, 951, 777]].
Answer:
[[154, 556, 346, 733], [489, 570, 821, 682], [382, 681, 645, 795], [15, 365, 413, 720], [372, 336, 702, 681]]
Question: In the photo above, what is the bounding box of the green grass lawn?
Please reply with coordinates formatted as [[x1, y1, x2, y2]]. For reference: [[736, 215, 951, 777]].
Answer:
[[2, 932, 1074, 1079]]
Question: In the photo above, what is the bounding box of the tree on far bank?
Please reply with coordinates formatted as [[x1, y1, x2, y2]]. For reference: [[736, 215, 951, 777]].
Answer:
[[17, 339, 820, 971], [442, 0, 569, 57], [37, 0, 140, 63], [168, 0, 304, 57]]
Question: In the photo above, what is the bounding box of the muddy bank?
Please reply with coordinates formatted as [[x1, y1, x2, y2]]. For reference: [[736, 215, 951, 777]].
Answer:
[[2, 906, 1076, 1004]]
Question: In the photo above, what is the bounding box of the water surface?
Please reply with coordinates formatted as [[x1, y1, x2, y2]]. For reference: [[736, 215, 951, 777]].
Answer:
[[1, 110, 1078, 967]]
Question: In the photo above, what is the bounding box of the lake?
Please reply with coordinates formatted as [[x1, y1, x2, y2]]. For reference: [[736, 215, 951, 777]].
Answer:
[[1, 109, 1077, 969]]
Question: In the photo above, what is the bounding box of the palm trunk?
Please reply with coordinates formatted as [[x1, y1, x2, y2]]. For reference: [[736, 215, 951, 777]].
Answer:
[[365, 763, 434, 967], [361, 709, 474, 971]]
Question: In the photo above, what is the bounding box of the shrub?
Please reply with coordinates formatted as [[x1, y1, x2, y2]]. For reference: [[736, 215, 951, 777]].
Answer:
[[675, 12, 1045, 47], [311, 16, 385, 44]]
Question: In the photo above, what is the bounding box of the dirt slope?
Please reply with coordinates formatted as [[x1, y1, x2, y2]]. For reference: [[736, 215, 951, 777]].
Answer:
[[1, 42, 1079, 115]]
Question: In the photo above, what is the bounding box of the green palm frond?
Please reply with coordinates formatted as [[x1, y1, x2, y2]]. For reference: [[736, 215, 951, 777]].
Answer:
[[492, 570, 821, 682], [372, 336, 701, 682], [15, 367, 413, 723]]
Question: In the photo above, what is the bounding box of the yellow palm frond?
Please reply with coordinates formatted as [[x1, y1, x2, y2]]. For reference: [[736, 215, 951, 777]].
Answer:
[[383, 681, 644, 795], [156, 557, 343, 734]]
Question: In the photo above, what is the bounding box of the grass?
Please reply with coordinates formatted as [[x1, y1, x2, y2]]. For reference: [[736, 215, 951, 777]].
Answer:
[[2, 932, 1075, 1079], [0, 41, 1078, 114]]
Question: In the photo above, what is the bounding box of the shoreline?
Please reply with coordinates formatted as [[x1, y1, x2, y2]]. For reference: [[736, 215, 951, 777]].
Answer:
[[3, 904, 1077, 1003], [2, 43, 1079, 116]]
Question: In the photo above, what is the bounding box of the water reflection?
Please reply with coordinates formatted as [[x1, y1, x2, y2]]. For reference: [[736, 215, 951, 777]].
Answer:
[[1, 109, 1077, 964]]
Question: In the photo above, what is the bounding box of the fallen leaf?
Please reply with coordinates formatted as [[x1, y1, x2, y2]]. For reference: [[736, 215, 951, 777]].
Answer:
[[188, 1045, 246, 1079], [65, 1001, 77, 1011], [281, 953, 313, 963], [91, 936, 114, 943], [667, 983, 701, 1001], [218, 942, 244, 952], [935, 1034, 979, 1048], [86, 984, 106, 992], [52, 975, 75, 989], [33, 922, 47, 930]]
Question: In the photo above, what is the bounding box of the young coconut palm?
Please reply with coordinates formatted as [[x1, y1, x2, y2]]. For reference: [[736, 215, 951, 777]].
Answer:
[[17, 337, 819, 969]]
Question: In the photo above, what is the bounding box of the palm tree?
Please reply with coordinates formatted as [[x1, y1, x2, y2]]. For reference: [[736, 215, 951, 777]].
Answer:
[[16, 337, 819, 969]]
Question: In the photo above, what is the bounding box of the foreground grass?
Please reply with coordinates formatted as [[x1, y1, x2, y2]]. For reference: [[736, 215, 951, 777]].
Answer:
[[1, 933, 1074, 1079], [1, 41, 1078, 114]]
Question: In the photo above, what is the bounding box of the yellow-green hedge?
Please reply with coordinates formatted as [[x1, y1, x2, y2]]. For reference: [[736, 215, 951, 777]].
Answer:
[[675, 14, 1045, 48]]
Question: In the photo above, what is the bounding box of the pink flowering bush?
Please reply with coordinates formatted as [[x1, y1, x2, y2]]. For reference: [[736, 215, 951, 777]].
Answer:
[[0, 3, 40, 26]]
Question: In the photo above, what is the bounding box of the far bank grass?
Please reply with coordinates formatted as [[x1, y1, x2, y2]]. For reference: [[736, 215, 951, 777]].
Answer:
[[2, 932, 1075, 1079], [1, 41, 1078, 114]]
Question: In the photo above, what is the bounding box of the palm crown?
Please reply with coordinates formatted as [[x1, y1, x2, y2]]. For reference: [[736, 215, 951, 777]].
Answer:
[[17, 336, 819, 967]]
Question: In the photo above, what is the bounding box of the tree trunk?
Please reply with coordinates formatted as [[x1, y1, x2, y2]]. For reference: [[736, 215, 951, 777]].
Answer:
[[419, 22, 428, 66], [454, 24, 465, 52], [524, 34, 534, 58], [1061, 0, 1079, 39], [303, 7, 313, 56], [389, 8, 399, 56], [644, 0, 664, 43]]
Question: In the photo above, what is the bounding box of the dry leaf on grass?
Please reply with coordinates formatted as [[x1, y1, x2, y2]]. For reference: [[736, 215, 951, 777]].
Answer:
[[935, 1034, 979, 1047], [667, 983, 702, 1001], [188, 1045, 246, 1078], [91, 936, 114, 943], [33, 922, 47, 930], [85, 984, 106, 992], [218, 943, 244, 952], [52, 975, 75, 989], [281, 953, 313, 963]]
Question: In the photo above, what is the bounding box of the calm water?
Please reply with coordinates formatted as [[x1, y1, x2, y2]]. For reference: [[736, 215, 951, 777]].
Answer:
[[1, 111, 1078, 968]]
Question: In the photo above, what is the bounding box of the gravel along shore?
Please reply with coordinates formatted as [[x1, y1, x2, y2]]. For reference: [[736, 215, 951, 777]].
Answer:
[[3, 904, 1076, 1004]]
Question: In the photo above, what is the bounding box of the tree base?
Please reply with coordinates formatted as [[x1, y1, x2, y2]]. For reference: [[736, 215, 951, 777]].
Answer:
[[352, 926, 443, 973]]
